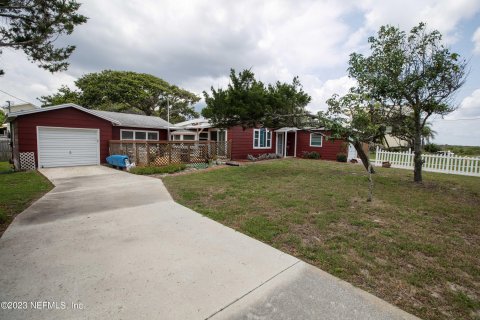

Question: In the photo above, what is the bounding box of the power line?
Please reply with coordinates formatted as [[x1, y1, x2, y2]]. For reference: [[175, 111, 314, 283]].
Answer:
[[0, 89, 35, 105], [432, 117, 480, 121]]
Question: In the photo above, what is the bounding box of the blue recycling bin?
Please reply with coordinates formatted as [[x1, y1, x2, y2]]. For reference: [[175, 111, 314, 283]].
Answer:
[[106, 155, 130, 168]]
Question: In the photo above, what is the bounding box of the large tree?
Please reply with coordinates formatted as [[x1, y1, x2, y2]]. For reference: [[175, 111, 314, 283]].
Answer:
[[348, 23, 467, 182], [0, 0, 87, 75], [202, 69, 312, 129], [39, 70, 200, 123]]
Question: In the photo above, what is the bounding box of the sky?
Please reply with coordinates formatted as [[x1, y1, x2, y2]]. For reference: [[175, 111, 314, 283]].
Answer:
[[1, 0, 480, 146]]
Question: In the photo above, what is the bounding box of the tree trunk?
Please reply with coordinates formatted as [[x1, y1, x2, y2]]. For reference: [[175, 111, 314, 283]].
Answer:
[[354, 141, 375, 174], [413, 112, 423, 183]]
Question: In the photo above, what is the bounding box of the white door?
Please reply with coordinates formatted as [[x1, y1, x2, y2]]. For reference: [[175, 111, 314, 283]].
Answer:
[[37, 127, 100, 168], [347, 143, 357, 161], [276, 133, 284, 156]]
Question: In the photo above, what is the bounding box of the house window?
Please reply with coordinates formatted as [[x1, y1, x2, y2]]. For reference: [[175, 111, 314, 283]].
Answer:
[[148, 132, 159, 140], [253, 128, 271, 149], [121, 130, 134, 140], [121, 130, 159, 141], [183, 135, 195, 141], [310, 133, 323, 147], [135, 131, 146, 140], [199, 132, 209, 140]]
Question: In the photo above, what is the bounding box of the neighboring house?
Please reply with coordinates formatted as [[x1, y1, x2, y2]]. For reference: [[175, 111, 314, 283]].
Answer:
[[173, 119, 356, 161], [5, 103, 170, 169], [382, 134, 409, 149], [1, 103, 39, 139]]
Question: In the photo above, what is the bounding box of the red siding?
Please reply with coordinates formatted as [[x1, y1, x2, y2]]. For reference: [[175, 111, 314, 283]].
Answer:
[[15, 107, 113, 166], [112, 126, 168, 140], [229, 126, 276, 160], [296, 130, 347, 161]]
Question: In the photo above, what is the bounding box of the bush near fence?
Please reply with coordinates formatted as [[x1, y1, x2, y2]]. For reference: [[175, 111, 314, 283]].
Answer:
[[374, 146, 480, 177], [109, 140, 231, 167]]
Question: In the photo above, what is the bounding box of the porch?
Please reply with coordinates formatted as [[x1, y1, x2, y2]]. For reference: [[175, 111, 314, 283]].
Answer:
[[109, 140, 232, 166], [275, 128, 298, 158]]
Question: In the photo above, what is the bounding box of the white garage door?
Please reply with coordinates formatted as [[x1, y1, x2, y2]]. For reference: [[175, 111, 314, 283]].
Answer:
[[37, 127, 100, 168]]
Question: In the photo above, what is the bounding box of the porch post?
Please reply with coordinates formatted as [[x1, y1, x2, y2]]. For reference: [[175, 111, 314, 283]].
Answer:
[[275, 132, 278, 155], [284, 132, 287, 158], [294, 130, 297, 157]]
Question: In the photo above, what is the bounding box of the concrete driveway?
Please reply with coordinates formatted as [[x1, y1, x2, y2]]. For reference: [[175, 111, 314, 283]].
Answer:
[[0, 166, 418, 320]]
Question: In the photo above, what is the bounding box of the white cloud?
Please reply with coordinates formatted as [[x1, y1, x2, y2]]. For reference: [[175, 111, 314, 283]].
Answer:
[[473, 27, 480, 54], [303, 75, 357, 113], [0, 50, 76, 106], [447, 88, 480, 119], [355, 0, 480, 43], [432, 88, 480, 145]]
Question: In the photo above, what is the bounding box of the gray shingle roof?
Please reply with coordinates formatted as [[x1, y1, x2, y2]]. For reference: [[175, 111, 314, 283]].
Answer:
[[93, 110, 172, 129]]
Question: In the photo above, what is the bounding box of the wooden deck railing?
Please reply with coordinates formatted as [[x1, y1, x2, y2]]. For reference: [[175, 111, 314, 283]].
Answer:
[[109, 140, 232, 166]]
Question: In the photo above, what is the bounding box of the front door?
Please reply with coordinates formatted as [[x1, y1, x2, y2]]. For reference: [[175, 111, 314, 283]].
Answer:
[[347, 143, 357, 160], [276, 132, 284, 157]]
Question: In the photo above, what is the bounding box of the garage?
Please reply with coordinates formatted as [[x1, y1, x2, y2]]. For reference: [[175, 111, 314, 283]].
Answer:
[[37, 127, 100, 168], [5, 104, 170, 170]]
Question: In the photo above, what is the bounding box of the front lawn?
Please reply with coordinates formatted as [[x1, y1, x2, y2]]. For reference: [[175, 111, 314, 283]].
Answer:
[[0, 162, 53, 236], [163, 159, 480, 320]]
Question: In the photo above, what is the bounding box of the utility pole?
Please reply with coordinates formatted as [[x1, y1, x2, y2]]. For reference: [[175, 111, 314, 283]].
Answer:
[[6, 101, 12, 113], [167, 97, 170, 141]]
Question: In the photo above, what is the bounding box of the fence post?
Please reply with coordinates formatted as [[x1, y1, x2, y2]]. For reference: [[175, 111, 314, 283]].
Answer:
[[168, 143, 172, 165], [375, 146, 380, 166], [146, 142, 150, 166]]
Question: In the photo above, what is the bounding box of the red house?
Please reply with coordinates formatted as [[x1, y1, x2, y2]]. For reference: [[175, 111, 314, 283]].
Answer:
[[5, 105, 358, 169], [172, 119, 357, 161], [6, 104, 169, 169]]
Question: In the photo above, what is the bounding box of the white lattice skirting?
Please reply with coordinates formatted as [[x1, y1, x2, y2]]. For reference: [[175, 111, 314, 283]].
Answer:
[[19, 152, 36, 170]]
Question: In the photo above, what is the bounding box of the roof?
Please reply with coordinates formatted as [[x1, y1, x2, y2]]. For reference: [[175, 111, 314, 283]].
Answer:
[[171, 130, 196, 135], [174, 118, 212, 129], [94, 110, 171, 129], [5, 103, 172, 129], [275, 127, 300, 132], [5, 104, 120, 125]]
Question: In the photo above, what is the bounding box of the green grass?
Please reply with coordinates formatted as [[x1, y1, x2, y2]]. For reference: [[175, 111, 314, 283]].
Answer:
[[163, 159, 480, 320], [0, 162, 13, 173], [129, 164, 186, 175], [0, 162, 53, 235]]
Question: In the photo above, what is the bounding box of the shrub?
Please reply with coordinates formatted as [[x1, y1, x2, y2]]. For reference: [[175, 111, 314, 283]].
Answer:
[[302, 151, 320, 159], [247, 153, 281, 161], [336, 153, 347, 162], [424, 143, 441, 153], [129, 164, 186, 175]]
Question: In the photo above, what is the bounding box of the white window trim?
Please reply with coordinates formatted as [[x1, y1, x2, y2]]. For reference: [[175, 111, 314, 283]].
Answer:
[[209, 128, 228, 142], [120, 129, 159, 141], [309, 133, 323, 147], [253, 128, 272, 149]]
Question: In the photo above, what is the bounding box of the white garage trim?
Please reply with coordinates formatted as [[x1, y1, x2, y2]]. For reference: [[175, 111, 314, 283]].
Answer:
[[37, 126, 100, 168]]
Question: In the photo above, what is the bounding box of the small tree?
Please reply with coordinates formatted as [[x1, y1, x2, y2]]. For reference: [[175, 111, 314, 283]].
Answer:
[[202, 69, 312, 129], [320, 91, 390, 201], [0, 108, 5, 123], [348, 23, 467, 182], [0, 0, 87, 75]]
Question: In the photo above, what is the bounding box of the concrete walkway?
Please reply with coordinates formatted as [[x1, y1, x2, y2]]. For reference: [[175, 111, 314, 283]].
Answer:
[[0, 166, 418, 320]]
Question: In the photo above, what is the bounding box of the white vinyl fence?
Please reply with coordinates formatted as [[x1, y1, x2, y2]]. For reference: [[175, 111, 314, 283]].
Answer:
[[374, 146, 480, 177]]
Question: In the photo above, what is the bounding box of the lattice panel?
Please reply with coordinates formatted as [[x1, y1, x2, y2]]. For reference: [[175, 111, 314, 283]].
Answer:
[[19, 152, 36, 170], [109, 141, 232, 167]]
